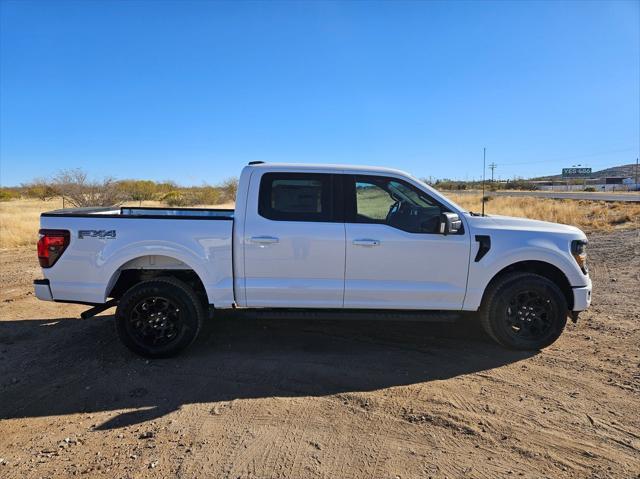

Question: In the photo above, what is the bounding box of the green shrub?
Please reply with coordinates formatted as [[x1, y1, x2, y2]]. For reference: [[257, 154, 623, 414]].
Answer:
[[118, 180, 157, 202], [163, 191, 194, 207], [0, 189, 19, 201], [195, 186, 220, 205]]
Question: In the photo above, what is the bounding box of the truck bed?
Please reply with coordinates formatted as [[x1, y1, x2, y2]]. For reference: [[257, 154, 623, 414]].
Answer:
[[38, 206, 235, 306]]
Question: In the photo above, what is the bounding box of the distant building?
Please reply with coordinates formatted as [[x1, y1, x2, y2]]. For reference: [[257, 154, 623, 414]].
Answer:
[[603, 177, 626, 185]]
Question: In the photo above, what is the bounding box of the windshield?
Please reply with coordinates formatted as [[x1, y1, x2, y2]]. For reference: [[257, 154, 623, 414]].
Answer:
[[410, 176, 469, 214], [387, 181, 434, 207]]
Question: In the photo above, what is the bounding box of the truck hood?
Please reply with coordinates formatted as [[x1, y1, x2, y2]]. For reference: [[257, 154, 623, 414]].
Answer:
[[465, 214, 586, 239]]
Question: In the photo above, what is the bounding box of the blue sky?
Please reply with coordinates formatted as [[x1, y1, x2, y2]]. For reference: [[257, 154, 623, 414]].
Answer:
[[1, 0, 638, 186]]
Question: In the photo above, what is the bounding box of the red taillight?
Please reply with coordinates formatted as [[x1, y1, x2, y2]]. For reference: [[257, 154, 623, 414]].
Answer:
[[37, 229, 70, 268]]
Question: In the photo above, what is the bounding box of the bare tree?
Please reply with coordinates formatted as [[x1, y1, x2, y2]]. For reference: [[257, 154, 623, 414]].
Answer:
[[53, 169, 124, 207], [219, 177, 238, 202]]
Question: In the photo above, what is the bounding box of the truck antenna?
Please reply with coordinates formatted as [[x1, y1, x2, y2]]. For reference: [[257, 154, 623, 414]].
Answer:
[[481, 147, 486, 216]]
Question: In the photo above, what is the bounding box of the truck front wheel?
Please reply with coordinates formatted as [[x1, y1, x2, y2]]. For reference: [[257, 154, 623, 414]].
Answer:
[[115, 277, 206, 358], [480, 272, 568, 350]]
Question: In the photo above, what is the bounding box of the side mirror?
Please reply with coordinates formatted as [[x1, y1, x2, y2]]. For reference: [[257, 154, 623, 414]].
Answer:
[[440, 212, 462, 235]]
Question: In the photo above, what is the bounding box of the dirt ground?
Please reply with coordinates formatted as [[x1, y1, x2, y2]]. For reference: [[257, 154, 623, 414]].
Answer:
[[0, 230, 639, 479]]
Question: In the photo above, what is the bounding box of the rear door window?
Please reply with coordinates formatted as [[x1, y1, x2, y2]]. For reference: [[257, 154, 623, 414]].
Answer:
[[258, 173, 334, 222]]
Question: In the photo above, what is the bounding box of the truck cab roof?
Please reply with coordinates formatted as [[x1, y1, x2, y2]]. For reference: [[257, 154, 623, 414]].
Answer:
[[245, 162, 413, 178]]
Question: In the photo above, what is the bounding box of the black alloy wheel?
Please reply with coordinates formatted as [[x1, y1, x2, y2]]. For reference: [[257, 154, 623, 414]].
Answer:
[[129, 296, 183, 347], [115, 277, 206, 358], [480, 272, 568, 350], [505, 290, 554, 340]]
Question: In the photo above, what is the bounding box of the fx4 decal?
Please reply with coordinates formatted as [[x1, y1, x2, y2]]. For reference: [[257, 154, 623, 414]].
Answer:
[[78, 230, 116, 240]]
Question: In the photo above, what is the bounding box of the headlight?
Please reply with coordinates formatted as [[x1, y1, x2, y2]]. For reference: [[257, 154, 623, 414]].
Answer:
[[571, 240, 588, 274]]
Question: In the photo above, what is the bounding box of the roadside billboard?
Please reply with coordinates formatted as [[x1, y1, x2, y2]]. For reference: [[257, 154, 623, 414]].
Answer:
[[562, 167, 592, 177]]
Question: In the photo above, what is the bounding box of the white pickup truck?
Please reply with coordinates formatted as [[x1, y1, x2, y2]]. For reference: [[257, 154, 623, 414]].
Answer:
[[35, 162, 591, 357]]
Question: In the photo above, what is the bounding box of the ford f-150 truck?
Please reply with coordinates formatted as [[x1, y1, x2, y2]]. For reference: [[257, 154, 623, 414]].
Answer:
[[35, 162, 591, 357]]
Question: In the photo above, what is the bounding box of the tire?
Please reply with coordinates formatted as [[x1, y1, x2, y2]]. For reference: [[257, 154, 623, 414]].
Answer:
[[115, 277, 206, 358], [480, 272, 568, 350]]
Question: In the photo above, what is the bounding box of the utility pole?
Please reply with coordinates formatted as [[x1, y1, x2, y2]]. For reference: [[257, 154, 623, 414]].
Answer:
[[635, 157, 638, 191], [481, 148, 486, 216], [488, 162, 497, 182]]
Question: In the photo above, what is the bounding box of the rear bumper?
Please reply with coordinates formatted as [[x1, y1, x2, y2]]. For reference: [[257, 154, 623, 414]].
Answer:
[[572, 277, 592, 311], [34, 279, 53, 301]]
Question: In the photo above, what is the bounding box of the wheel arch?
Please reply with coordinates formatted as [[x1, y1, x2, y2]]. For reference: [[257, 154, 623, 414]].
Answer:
[[480, 260, 574, 310], [105, 254, 209, 304]]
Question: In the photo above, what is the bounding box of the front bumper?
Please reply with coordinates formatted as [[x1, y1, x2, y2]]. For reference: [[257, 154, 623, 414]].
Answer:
[[34, 279, 53, 301], [572, 277, 592, 311]]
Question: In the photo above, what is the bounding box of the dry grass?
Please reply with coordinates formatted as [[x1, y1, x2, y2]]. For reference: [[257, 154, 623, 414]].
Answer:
[[1, 196, 638, 250], [448, 193, 640, 232], [1, 198, 65, 250]]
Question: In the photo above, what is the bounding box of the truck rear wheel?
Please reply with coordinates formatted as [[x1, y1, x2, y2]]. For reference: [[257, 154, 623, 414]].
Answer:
[[480, 272, 568, 350], [115, 277, 206, 358]]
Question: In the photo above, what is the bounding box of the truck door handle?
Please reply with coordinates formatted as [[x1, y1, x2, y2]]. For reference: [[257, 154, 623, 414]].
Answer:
[[250, 236, 279, 244], [352, 239, 380, 247]]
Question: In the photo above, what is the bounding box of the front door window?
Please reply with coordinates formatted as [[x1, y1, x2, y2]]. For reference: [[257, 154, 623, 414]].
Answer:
[[354, 177, 442, 234]]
